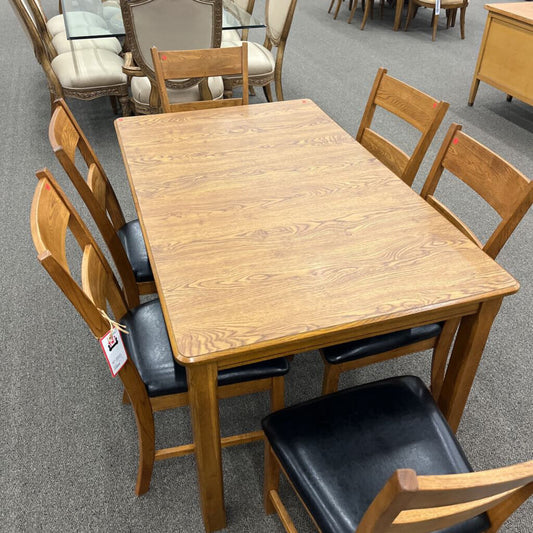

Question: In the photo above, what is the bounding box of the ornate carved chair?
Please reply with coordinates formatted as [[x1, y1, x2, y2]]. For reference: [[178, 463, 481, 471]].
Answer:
[[9, 0, 129, 114], [31, 168, 290, 495], [320, 123, 533, 399], [222, 0, 256, 42], [120, 0, 224, 114], [263, 375, 533, 532], [222, 0, 298, 102]]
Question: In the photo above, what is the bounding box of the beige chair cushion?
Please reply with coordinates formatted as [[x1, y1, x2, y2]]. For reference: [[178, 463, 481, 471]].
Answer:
[[52, 32, 122, 55], [221, 40, 275, 78], [131, 76, 224, 106], [46, 12, 108, 37], [51, 48, 126, 89]]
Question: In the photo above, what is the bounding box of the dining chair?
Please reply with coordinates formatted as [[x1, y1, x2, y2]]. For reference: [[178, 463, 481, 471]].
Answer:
[[356, 67, 449, 187], [222, 0, 298, 102], [151, 44, 249, 113], [31, 168, 290, 496], [26, 0, 123, 55], [404, 0, 468, 41], [120, 0, 224, 114], [320, 122, 533, 398], [48, 98, 153, 309], [262, 375, 533, 533], [9, 0, 129, 114]]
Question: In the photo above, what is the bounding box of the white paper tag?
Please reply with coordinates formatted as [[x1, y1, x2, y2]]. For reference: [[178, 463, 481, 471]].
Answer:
[[435, 0, 440, 15], [99, 328, 128, 377]]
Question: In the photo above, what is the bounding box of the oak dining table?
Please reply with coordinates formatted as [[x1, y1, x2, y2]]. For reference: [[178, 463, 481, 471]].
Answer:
[[115, 99, 519, 533]]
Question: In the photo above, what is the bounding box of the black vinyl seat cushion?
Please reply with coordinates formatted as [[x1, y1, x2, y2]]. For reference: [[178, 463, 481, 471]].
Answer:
[[122, 299, 290, 398], [262, 376, 490, 533], [117, 219, 154, 283], [322, 322, 444, 364]]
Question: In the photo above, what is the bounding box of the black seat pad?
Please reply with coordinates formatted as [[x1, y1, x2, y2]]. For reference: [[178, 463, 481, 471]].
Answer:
[[122, 299, 290, 397], [262, 376, 490, 533], [117, 219, 154, 283], [322, 322, 443, 364]]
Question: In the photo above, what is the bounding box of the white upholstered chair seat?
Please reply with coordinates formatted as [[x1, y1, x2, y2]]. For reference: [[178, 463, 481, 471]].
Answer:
[[130, 76, 224, 107], [51, 48, 126, 89], [221, 40, 275, 78], [52, 31, 122, 55], [46, 12, 108, 37]]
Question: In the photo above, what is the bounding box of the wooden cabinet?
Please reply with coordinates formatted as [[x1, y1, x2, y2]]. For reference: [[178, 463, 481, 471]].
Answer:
[[469, 2, 533, 107]]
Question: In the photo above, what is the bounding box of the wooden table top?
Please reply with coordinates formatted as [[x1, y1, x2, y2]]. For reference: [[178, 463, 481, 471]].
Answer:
[[115, 100, 518, 366], [485, 2, 533, 23]]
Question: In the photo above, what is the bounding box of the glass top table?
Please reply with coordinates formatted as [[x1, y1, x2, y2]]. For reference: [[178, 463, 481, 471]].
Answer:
[[61, 0, 264, 40]]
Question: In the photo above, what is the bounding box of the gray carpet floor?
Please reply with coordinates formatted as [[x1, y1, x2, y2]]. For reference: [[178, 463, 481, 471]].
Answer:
[[1, 0, 532, 531]]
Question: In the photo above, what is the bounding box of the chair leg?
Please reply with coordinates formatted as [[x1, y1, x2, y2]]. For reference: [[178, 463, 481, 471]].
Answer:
[[459, 6, 466, 39], [263, 84, 273, 102], [333, 0, 343, 19], [119, 95, 131, 117], [347, 0, 359, 23], [431, 318, 461, 400], [360, 0, 373, 29], [321, 362, 342, 395], [109, 95, 119, 114], [270, 376, 285, 412], [328, 0, 335, 13], [404, 0, 415, 31], [274, 71, 284, 102], [432, 10, 439, 41], [263, 442, 280, 514]]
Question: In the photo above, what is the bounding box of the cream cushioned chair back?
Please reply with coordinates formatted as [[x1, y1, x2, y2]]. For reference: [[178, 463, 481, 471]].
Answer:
[[122, 0, 222, 79], [266, 0, 294, 46]]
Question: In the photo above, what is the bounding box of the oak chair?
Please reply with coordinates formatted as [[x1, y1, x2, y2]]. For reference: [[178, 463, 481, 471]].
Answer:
[[404, 0, 469, 41], [356, 67, 449, 187], [222, 0, 298, 102], [151, 44, 249, 113], [321, 123, 533, 398], [262, 375, 533, 533], [9, 0, 129, 114], [31, 168, 290, 496], [120, 0, 224, 114], [48, 98, 154, 309]]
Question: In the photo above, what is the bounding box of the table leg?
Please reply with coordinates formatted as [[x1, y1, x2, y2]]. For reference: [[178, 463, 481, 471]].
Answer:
[[394, 0, 404, 31], [437, 297, 503, 432], [187, 363, 226, 532]]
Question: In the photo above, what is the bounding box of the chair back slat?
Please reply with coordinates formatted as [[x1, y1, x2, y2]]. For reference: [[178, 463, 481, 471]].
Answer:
[[151, 44, 249, 113], [360, 128, 409, 180], [356, 68, 449, 187], [357, 462, 533, 533], [421, 123, 533, 258]]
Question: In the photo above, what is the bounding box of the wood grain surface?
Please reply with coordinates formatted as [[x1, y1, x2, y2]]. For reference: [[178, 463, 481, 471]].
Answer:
[[115, 100, 518, 366]]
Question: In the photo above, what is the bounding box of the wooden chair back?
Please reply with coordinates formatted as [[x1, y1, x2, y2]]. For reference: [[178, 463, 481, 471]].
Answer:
[[356, 67, 449, 187], [48, 98, 140, 308], [421, 123, 533, 259], [357, 462, 533, 532], [31, 168, 128, 338], [151, 44, 249, 113]]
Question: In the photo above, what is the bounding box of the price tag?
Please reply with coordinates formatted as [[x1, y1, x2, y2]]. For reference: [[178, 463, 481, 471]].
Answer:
[[435, 0, 440, 15], [99, 328, 128, 377]]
